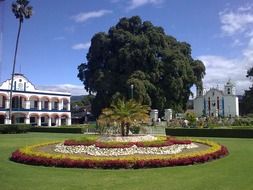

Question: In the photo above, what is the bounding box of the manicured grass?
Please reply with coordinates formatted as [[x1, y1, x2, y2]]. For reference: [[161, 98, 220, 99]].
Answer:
[[0, 133, 252, 190]]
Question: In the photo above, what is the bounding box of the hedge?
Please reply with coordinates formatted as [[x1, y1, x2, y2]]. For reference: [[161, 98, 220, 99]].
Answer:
[[0, 124, 31, 134], [29, 127, 86, 134], [165, 128, 253, 138]]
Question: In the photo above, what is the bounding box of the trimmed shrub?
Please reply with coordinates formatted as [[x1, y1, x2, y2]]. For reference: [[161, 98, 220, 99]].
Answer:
[[0, 124, 31, 134], [130, 126, 140, 134], [165, 128, 253, 138], [29, 127, 86, 134]]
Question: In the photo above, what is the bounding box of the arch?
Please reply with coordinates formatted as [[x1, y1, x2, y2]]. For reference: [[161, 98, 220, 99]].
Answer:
[[41, 96, 50, 110], [60, 114, 69, 126], [12, 94, 28, 100], [51, 97, 60, 101], [29, 113, 39, 126], [40, 96, 50, 101], [60, 113, 69, 118], [11, 95, 27, 109], [0, 112, 6, 116], [29, 95, 40, 101], [0, 93, 8, 109], [51, 114, 60, 126], [12, 112, 27, 124], [61, 98, 69, 111], [29, 113, 40, 117], [40, 113, 50, 126], [51, 97, 59, 110], [0, 93, 8, 98], [0, 114, 5, 124], [29, 96, 40, 110], [60, 97, 69, 101]]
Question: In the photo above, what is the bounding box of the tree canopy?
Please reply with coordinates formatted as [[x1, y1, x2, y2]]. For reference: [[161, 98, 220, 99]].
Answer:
[[241, 67, 253, 115], [78, 16, 205, 117]]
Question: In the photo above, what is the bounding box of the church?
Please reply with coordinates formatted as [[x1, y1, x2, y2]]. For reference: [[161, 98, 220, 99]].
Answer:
[[193, 80, 239, 117], [0, 74, 71, 126]]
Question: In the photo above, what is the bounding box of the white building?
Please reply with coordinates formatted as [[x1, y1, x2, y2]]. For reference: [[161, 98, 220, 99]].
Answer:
[[193, 80, 239, 117], [0, 74, 71, 126]]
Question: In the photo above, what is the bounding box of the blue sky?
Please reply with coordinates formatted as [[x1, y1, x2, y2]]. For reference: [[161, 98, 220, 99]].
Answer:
[[0, 0, 252, 95]]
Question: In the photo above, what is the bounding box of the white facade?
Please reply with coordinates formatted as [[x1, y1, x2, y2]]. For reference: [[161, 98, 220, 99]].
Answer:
[[0, 74, 71, 126], [193, 80, 239, 117]]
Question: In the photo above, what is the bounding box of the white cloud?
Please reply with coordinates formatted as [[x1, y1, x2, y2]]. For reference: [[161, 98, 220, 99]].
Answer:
[[197, 55, 251, 95], [128, 0, 163, 10], [71, 10, 112, 23], [53, 36, 65, 41], [220, 6, 253, 36], [242, 37, 253, 68], [72, 42, 91, 50], [203, 4, 253, 95], [38, 84, 87, 96]]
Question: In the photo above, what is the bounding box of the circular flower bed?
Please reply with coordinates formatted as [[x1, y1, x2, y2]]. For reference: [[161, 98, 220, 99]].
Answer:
[[10, 136, 228, 169]]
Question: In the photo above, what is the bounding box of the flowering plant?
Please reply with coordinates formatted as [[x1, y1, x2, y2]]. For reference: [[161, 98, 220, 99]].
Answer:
[[10, 138, 229, 169]]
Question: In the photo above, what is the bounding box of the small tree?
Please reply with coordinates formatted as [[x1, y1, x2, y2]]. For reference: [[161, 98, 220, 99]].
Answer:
[[97, 99, 150, 136], [185, 112, 196, 127]]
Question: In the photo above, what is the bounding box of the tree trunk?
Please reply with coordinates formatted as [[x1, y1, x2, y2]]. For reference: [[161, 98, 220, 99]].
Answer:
[[9, 20, 22, 124], [126, 123, 130, 136], [121, 122, 125, 136]]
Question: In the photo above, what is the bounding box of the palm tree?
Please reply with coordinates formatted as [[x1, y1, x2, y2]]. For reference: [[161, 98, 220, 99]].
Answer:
[[98, 99, 150, 136], [8, 0, 32, 124]]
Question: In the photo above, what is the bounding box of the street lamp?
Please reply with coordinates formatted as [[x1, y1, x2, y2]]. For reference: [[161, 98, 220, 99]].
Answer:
[[130, 84, 134, 99]]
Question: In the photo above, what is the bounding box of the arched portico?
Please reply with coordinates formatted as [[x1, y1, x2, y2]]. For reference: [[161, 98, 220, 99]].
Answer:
[[12, 112, 27, 124], [51, 97, 59, 110], [29, 113, 39, 126], [0, 93, 8, 109], [60, 98, 70, 111], [0, 113, 5, 124], [41, 97, 50, 110], [60, 114, 71, 126], [51, 114, 59, 126], [40, 113, 50, 126], [12, 95, 27, 110], [29, 95, 40, 110]]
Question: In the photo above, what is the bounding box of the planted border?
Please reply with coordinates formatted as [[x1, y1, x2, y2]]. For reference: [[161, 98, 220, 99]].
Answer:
[[64, 137, 192, 148], [10, 139, 228, 169], [165, 128, 253, 138]]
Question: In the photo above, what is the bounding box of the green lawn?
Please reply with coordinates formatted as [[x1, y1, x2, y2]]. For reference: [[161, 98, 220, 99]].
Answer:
[[0, 133, 252, 190]]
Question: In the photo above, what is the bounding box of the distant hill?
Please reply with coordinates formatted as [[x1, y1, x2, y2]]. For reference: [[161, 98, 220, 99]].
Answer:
[[71, 95, 84, 102]]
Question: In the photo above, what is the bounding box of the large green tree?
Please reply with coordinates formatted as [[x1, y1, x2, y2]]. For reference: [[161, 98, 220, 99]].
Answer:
[[78, 16, 205, 117], [241, 67, 253, 115]]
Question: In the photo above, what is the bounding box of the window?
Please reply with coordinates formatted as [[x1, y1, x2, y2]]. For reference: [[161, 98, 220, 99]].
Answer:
[[30, 117, 35, 123], [217, 97, 220, 110], [34, 101, 38, 109], [227, 88, 231, 95]]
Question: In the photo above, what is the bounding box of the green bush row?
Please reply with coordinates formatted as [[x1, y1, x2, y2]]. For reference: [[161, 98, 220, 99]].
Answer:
[[232, 119, 253, 126], [0, 124, 32, 134], [29, 127, 87, 133], [165, 128, 253, 138]]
